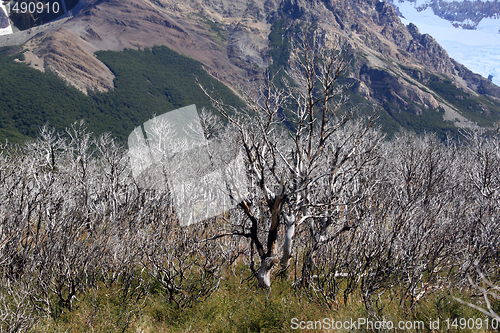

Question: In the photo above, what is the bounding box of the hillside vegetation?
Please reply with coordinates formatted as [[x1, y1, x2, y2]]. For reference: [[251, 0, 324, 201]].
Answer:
[[0, 45, 244, 143], [0, 39, 499, 143]]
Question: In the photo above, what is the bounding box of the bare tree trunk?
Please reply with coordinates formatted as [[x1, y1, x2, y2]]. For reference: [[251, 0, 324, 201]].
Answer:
[[257, 256, 275, 288], [280, 214, 295, 271]]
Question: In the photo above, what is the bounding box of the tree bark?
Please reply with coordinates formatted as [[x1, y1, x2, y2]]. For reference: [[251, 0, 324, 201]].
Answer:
[[257, 255, 275, 288], [280, 214, 295, 271]]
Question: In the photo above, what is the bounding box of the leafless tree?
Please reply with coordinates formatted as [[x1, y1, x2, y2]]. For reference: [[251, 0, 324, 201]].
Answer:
[[454, 272, 500, 321], [452, 128, 500, 319], [200, 31, 382, 288], [0, 120, 232, 330]]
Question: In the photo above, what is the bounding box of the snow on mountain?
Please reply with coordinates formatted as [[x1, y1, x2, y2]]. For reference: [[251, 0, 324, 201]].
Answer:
[[391, 0, 500, 86]]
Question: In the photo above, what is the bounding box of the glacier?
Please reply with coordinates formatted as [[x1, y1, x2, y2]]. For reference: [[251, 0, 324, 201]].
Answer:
[[393, 0, 500, 86]]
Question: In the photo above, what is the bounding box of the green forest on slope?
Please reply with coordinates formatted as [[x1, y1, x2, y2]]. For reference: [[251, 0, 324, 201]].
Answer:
[[0, 45, 244, 143], [1, 38, 499, 144]]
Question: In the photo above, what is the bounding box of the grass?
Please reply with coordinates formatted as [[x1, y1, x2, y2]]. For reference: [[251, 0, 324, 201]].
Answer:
[[196, 12, 227, 44], [33, 265, 498, 332]]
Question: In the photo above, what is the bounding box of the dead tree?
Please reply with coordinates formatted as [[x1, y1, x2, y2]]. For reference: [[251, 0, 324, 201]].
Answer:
[[200, 31, 381, 288]]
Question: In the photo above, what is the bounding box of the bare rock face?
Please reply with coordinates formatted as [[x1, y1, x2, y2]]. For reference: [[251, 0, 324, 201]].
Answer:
[[405, 23, 455, 75], [227, 22, 269, 76], [405, 84, 440, 109], [33, 29, 115, 93], [63, 0, 255, 90]]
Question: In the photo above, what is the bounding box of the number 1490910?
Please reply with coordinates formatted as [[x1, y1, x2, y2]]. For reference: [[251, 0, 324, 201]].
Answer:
[[4, 1, 60, 15], [444, 317, 500, 330]]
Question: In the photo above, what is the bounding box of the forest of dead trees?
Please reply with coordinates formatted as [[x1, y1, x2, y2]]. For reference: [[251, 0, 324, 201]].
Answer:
[[1, 118, 499, 331], [1, 33, 500, 331]]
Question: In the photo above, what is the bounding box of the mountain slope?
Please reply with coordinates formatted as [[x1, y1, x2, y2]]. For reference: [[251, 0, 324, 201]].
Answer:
[[0, 0, 499, 140], [0, 44, 244, 142]]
